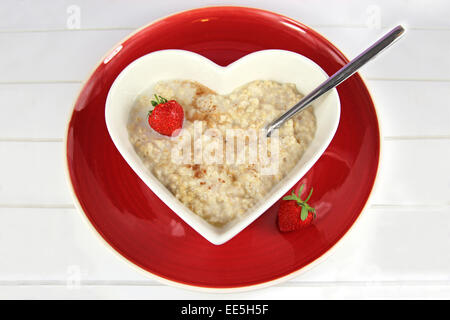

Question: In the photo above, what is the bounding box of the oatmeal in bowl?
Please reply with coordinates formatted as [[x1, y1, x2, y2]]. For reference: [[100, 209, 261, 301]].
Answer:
[[105, 49, 340, 244], [128, 80, 316, 226]]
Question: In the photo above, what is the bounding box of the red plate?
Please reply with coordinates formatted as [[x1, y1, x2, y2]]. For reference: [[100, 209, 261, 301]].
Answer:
[[66, 7, 380, 290]]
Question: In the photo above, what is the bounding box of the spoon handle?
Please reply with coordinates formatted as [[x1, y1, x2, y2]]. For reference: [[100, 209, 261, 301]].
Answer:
[[266, 25, 405, 137]]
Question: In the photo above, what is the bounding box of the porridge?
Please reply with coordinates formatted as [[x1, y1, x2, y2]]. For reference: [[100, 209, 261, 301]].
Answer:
[[127, 80, 316, 226]]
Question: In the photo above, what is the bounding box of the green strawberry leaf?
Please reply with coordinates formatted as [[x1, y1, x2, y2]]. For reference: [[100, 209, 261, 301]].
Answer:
[[305, 187, 314, 202], [300, 206, 308, 221], [298, 184, 305, 197], [282, 195, 299, 201]]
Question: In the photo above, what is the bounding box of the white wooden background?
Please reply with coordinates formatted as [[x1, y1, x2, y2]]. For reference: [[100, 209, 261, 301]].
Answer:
[[0, 0, 449, 299]]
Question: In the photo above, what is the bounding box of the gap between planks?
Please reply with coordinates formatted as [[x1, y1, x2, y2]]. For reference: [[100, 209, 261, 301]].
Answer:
[[1, 203, 449, 210], [1, 25, 450, 34], [1, 136, 450, 143], [0, 279, 449, 287], [1, 79, 450, 85]]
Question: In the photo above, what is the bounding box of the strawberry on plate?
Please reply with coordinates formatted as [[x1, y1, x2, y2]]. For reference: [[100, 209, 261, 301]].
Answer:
[[278, 184, 316, 232], [148, 95, 184, 136]]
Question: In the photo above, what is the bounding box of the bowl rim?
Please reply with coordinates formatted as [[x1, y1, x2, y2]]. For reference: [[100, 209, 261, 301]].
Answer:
[[63, 5, 382, 292]]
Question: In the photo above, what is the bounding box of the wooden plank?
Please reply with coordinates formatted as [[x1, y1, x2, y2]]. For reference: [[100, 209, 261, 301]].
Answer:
[[370, 139, 450, 205], [314, 27, 450, 81], [0, 30, 130, 83], [0, 206, 449, 284], [366, 80, 450, 137], [1, 139, 449, 206], [0, 83, 81, 140], [0, 0, 448, 31], [1, 80, 448, 140], [0, 29, 448, 82], [0, 208, 145, 282], [0, 142, 73, 205]]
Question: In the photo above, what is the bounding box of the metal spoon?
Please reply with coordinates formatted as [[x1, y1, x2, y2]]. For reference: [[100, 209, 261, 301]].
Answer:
[[265, 25, 405, 137]]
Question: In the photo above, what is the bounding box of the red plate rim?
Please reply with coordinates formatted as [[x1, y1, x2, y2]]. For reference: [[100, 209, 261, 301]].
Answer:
[[64, 6, 381, 292]]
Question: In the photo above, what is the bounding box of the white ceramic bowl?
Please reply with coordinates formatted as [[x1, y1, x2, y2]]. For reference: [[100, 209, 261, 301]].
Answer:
[[105, 49, 340, 245]]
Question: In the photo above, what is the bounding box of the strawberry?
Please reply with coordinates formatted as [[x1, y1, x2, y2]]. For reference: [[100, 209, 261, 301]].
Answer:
[[148, 95, 184, 136], [278, 184, 316, 232]]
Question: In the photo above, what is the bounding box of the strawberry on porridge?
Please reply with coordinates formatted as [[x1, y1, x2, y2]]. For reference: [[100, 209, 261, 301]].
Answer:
[[127, 80, 316, 226]]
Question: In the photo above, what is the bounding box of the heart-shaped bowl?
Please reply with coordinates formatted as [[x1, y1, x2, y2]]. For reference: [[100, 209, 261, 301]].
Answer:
[[105, 49, 340, 245]]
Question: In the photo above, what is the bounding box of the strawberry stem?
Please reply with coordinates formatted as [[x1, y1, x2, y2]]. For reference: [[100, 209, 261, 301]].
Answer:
[[151, 94, 168, 106]]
